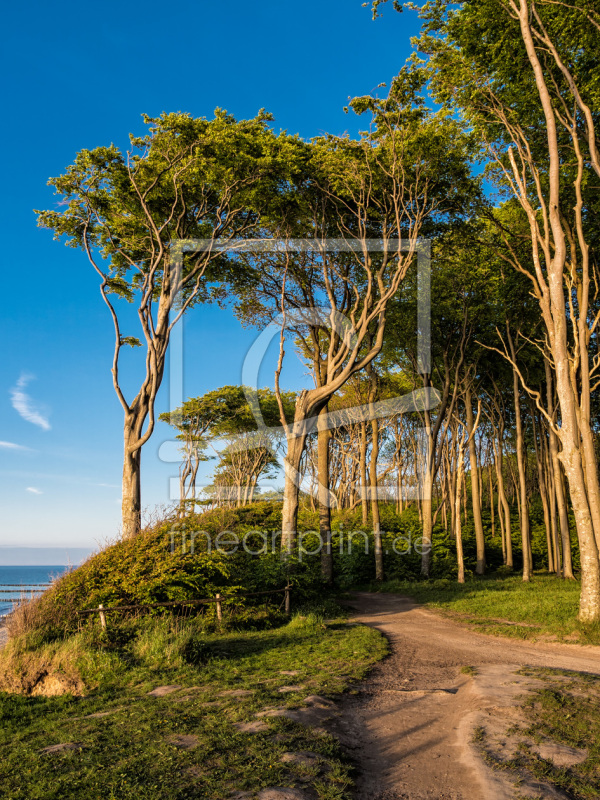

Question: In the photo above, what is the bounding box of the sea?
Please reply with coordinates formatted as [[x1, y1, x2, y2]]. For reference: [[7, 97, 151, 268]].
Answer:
[[0, 566, 71, 619]]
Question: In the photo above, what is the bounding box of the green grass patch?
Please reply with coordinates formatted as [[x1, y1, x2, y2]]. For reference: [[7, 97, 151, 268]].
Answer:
[[371, 573, 600, 644], [0, 609, 387, 800]]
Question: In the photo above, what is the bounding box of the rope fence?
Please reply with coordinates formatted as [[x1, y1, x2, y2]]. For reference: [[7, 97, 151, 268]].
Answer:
[[76, 585, 292, 630]]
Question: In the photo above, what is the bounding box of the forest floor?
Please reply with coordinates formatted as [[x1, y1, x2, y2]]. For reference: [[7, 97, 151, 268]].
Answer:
[[338, 592, 600, 800]]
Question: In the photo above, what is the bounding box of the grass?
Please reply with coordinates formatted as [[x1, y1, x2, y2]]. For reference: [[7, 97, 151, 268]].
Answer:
[[488, 667, 600, 799], [371, 573, 600, 644], [0, 608, 387, 800]]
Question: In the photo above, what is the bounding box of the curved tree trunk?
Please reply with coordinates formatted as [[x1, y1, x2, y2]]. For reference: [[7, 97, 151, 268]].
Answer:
[[281, 434, 307, 555], [122, 424, 142, 539]]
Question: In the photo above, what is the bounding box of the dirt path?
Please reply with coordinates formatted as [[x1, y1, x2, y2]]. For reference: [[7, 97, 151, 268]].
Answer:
[[338, 593, 600, 800]]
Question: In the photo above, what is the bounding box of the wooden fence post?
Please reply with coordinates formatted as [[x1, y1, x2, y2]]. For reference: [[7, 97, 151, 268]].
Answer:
[[215, 593, 222, 625], [98, 604, 107, 630], [284, 585, 291, 615]]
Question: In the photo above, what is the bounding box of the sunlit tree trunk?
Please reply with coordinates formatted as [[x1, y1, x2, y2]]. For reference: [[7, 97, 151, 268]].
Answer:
[[318, 406, 333, 584], [370, 416, 384, 581], [360, 421, 369, 526], [466, 385, 485, 574]]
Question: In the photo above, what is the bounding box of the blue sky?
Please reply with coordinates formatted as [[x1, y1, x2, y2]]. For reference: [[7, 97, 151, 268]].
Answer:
[[0, 0, 418, 553]]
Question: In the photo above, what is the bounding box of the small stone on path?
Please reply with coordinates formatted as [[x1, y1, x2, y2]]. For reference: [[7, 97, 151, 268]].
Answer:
[[256, 707, 291, 719], [532, 742, 588, 767], [86, 709, 122, 718], [39, 742, 85, 755], [148, 685, 182, 697], [279, 670, 300, 676], [281, 751, 320, 767], [219, 689, 254, 698], [168, 734, 199, 750], [257, 789, 307, 800], [303, 695, 334, 708], [278, 685, 304, 693], [234, 720, 270, 733]]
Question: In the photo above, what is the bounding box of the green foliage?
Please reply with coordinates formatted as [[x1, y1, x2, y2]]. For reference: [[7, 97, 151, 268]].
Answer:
[[23, 504, 327, 639]]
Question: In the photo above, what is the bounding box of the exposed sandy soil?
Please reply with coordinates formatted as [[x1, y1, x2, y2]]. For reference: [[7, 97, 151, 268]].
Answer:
[[0, 624, 7, 650], [336, 593, 600, 800]]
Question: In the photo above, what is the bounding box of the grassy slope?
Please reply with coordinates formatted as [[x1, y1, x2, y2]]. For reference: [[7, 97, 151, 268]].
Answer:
[[0, 612, 387, 800], [371, 573, 600, 644]]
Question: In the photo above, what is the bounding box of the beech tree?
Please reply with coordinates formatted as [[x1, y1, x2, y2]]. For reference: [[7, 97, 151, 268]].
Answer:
[[413, 0, 600, 620], [37, 111, 294, 538], [163, 386, 295, 510]]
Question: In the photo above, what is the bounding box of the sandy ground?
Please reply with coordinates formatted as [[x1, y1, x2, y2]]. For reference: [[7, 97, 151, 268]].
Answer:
[[0, 623, 7, 649], [336, 593, 600, 800]]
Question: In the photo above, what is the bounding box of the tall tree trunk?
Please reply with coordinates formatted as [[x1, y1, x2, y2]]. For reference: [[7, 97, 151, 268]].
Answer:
[[508, 337, 531, 581], [488, 462, 496, 539], [466, 386, 485, 575], [495, 435, 513, 569], [360, 422, 369, 526], [122, 426, 142, 539], [281, 434, 307, 555], [318, 406, 333, 584], [421, 381, 435, 577], [542, 410, 561, 575], [532, 410, 554, 572], [248, 474, 258, 505], [516, 0, 600, 620], [370, 416, 384, 581], [455, 435, 466, 584]]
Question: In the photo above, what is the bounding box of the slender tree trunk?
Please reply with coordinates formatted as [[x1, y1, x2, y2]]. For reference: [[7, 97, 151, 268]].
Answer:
[[421, 391, 435, 577], [532, 410, 554, 572], [397, 458, 404, 515], [122, 426, 142, 539], [455, 436, 466, 584], [370, 416, 384, 581], [360, 422, 369, 526], [516, 0, 599, 620], [318, 406, 333, 584], [488, 462, 496, 539], [495, 436, 513, 569], [542, 415, 561, 575], [248, 474, 258, 505], [466, 386, 485, 575], [508, 341, 531, 581], [281, 434, 307, 554]]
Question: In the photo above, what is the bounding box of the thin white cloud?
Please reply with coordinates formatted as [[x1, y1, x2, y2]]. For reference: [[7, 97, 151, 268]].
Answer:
[[26, 486, 43, 495], [10, 374, 51, 431], [0, 441, 30, 451]]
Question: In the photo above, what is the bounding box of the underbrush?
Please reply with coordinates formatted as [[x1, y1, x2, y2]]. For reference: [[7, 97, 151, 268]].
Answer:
[[9, 507, 325, 641]]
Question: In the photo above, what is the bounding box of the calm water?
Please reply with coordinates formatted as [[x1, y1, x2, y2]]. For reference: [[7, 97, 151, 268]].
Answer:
[[0, 566, 70, 618]]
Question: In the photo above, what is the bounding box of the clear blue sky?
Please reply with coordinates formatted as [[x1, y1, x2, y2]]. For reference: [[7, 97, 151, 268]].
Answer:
[[0, 0, 418, 553]]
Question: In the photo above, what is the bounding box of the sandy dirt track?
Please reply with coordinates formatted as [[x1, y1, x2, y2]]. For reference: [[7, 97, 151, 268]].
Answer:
[[337, 593, 600, 800]]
